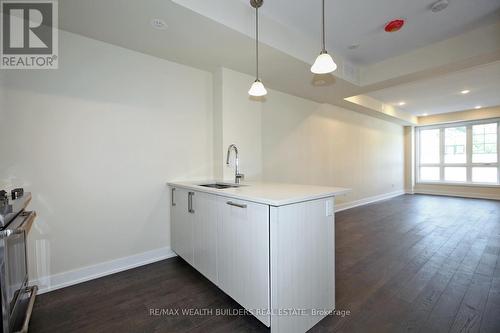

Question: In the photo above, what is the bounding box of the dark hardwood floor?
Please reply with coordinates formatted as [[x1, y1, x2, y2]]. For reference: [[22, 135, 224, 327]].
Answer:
[[29, 194, 500, 333]]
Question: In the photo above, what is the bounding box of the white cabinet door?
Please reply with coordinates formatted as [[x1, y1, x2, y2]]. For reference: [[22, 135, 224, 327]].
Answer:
[[170, 187, 193, 265], [192, 191, 219, 284], [270, 197, 335, 333], [217, 197, 270, 327]]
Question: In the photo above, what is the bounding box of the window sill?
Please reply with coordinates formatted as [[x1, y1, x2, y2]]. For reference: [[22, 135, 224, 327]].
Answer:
[[416, 181, 500, 188]]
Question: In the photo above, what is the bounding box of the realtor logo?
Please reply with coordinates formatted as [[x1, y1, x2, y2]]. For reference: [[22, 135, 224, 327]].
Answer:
[[1, 0, 58, 69]]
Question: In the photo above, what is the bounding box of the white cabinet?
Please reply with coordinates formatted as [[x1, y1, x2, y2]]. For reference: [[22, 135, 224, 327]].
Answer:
[[270, 198, 335, 333], [192, 192, 218, 284], [169, 185, 335, 333], [170, 188, 218, 284], [217, 197, 270, 326], [170, 187, 193, 265]]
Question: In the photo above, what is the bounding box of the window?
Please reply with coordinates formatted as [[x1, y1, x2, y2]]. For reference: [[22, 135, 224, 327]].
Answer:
[[444, 127, 466, 163], [420, 129, 440, 164], [417, 119, 500, 185], [473, 123, 497, 163]]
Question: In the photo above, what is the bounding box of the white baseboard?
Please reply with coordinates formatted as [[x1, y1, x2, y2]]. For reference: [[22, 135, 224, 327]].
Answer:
[[413, 189, 500, 201], [31, 247, 177, 294], [335, 190, 405, 213]]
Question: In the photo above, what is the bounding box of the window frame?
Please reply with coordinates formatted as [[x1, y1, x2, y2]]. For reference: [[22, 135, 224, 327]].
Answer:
[[416, 118, 500, 186]]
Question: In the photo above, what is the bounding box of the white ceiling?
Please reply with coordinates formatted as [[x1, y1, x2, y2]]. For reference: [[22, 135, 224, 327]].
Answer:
[[367, 61, 500, 115], [250, 0, 500, 65], [56, 0, 500, 123], [56, 0, 360, 108]]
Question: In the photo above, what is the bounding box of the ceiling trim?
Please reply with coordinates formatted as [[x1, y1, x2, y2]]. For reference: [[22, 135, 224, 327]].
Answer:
[[344, 95, 418, 125], [417, 106, 500, 126]]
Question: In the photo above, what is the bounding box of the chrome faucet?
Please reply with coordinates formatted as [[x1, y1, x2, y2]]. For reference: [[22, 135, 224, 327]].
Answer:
[[226, 144, 245, 184]]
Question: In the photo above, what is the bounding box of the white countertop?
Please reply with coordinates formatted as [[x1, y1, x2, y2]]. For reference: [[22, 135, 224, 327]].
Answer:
[[167, 181, 350, 206]]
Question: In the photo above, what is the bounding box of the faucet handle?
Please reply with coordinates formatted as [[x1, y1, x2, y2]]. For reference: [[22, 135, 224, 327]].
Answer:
[[236, 173, 245, 182]]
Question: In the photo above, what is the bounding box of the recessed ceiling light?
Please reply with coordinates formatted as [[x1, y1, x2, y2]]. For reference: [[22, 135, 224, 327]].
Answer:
[[398, 101, 406, 106], [421, 113, 428, 116], [474, 105, 482, 109], [151, 18, 167, 30], [460, 90, 470, 94]]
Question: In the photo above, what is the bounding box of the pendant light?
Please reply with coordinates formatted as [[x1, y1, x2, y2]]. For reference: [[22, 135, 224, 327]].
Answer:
[[248, 0, 267, 97], [311, 0, 337, 74]]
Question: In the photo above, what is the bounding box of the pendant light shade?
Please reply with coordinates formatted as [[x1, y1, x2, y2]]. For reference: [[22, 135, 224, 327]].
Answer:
[[248, 79, 267, 96], [311, 51, 337, 74], [249, 0, 267, 97], [311, 0, 337, 74]]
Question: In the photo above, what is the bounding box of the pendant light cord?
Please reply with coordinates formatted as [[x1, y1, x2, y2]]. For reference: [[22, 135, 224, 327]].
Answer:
[[322, 0, 326, 52], [256, 6, 259, 80]]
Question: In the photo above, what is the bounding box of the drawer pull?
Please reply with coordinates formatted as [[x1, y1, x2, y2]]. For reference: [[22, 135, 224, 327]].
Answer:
[[227, 201, 247, 209], [188, 192, 195, 213]]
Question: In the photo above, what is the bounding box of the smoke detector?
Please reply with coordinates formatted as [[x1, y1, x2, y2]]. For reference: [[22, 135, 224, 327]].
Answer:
[[431, 0, 449, 13], [151, 18, 167, 30]]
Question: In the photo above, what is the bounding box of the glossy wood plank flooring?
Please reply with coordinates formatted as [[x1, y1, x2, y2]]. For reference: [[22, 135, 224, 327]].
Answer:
[[30, 194, 500, 333]]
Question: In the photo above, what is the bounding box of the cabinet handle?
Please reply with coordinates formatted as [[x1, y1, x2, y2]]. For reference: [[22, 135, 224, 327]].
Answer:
[[171, 188, 176, 206], [226, 201, 247, 209], [188, 192, 195, 213]]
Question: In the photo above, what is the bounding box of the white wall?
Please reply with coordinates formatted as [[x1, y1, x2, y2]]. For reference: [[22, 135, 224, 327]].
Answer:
[[0, 31, 214, 289], [219, 69, 405, 206], [261, 91, 405, 206], [215, 68, 263, 181]]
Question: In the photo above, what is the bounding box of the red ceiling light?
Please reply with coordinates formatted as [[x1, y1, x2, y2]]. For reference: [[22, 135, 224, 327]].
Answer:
[[384, 19, 405, 32]]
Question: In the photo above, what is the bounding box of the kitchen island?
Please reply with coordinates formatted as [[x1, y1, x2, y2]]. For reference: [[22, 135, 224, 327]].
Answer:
[[167, 181, 350, 333]]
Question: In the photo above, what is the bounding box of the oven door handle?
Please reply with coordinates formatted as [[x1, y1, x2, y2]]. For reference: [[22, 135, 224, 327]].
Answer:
[[13, 285, 38, 333], [0, 211, 36, 238]]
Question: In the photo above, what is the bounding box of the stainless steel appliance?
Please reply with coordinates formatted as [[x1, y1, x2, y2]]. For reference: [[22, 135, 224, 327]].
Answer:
[[0, 189, 37, 333]]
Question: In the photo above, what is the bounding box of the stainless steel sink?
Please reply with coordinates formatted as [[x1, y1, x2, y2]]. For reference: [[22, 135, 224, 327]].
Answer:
[[198, 183, 240, 189]]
